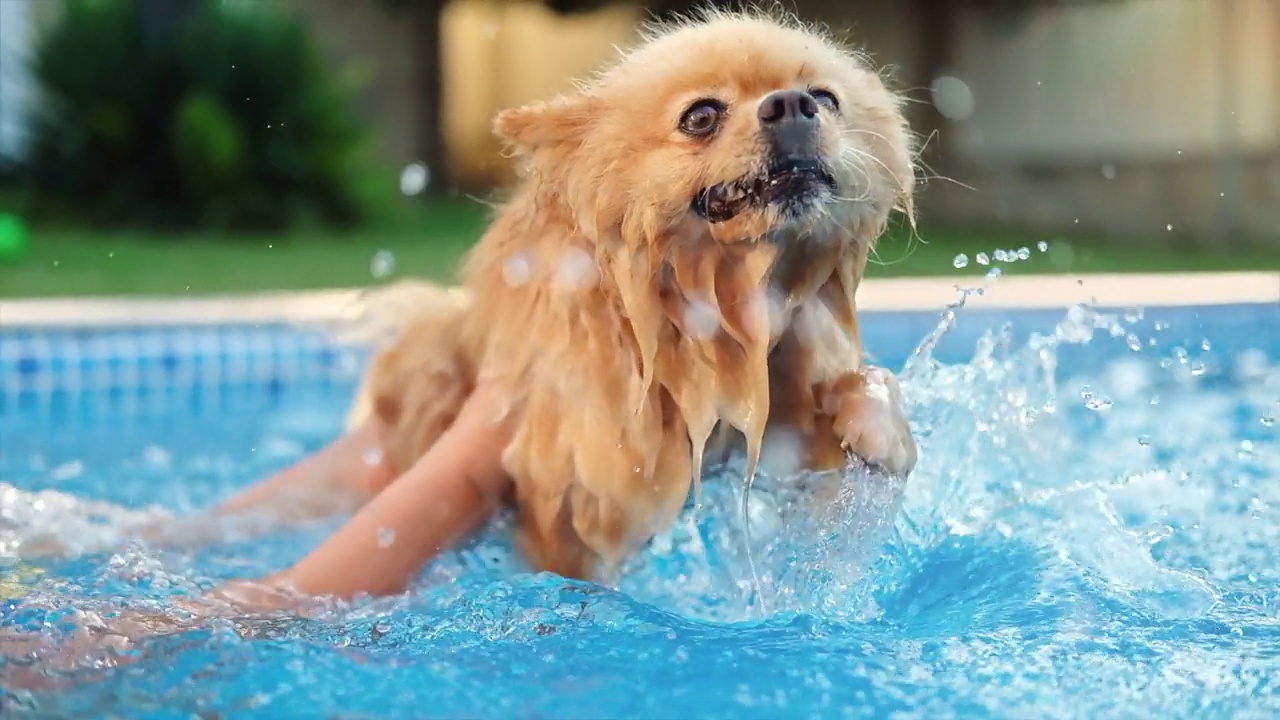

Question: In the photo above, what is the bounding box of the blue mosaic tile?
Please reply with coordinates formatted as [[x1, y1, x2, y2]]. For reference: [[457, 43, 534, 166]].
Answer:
[[0, 322, 371, 421]]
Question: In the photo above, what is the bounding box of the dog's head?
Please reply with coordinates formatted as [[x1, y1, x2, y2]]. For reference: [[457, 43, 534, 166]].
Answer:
[[493, 10, 915, 257]]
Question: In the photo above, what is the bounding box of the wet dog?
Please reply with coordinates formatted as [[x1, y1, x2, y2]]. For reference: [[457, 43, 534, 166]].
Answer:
[[352, 8, 919, 582]]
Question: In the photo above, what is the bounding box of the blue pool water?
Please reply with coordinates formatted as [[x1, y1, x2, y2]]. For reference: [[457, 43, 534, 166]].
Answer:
[[0, 293, 1277, 718]]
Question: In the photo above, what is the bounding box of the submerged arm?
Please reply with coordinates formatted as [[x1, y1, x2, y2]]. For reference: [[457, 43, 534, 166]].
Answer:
[[5, 387, 514, 678], [233, 383, 515, 601], [115, 419, 398, 551]]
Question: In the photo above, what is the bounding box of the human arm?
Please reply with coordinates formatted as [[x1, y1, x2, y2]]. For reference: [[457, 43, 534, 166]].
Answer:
[[224, 382, 515, 601], [207, 418, 398, 522], [0, 385, 516, 681], [68, 418, 402, 555]]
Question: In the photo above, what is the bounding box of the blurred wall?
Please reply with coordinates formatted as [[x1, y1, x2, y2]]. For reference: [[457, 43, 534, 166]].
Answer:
[[438, 0, 645, 188], [291, 0, 644, 190], [6, 0, 1277, 244], [282, 0, 422, 174], [928, 0, 1280, 243]]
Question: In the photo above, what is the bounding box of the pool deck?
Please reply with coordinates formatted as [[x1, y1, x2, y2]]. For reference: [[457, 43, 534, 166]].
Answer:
[[0, 271, 1276, 328]]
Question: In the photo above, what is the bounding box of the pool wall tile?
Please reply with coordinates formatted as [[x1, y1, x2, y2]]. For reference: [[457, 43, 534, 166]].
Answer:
[[0, 303, 1275, 423]]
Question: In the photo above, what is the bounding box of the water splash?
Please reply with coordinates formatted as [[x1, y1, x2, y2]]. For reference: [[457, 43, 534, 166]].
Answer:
[[1, 284, 1277, 714], [369, 250, 396, 280], [399, 163, 430, 196]]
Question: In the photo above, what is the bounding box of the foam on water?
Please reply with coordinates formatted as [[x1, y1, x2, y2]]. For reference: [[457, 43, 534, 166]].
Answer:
[[0, 291, 1278, 717]]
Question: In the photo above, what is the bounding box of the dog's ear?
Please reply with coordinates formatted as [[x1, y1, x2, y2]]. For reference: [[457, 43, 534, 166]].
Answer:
[[493, 93, 596, 154]]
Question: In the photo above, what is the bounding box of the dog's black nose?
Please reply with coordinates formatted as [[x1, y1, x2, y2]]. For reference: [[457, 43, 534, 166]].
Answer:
[[757, 90, 819, 125], [758, 90, 821, 156]]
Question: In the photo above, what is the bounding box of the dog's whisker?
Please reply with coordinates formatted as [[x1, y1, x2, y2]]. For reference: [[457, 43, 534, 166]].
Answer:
[[840, 144, 907, 198]]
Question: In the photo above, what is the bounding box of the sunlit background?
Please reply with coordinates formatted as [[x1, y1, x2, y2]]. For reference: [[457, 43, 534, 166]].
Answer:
[[0, 0, 1276, 298], [0, 3, 1279, 714]]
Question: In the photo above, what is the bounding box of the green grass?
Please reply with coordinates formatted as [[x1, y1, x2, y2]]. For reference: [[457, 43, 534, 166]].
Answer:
[[0, 198, 1274, 299], [0, 197, 490, 299]]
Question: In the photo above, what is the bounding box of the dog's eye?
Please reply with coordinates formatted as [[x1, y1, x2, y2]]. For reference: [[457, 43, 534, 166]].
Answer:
[[810, 89, 840, 112], [679, 100, 725, 137]]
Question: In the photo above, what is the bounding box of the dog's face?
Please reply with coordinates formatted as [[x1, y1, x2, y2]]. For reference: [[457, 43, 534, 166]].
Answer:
[[494, 13, 914, 252]]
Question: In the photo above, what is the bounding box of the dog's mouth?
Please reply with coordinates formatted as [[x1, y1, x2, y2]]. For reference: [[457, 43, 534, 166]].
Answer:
[[692, 156, 837, 224]]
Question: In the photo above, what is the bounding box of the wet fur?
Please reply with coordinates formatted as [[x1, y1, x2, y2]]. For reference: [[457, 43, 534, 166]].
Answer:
[[352, 9, 918, 581]]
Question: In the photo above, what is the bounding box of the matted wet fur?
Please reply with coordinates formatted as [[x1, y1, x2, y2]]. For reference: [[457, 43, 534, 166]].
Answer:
[[352, 8, 919, 582]]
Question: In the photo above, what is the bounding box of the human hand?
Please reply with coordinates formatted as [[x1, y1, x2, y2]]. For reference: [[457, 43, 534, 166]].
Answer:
[[0, 578, 311, 689]]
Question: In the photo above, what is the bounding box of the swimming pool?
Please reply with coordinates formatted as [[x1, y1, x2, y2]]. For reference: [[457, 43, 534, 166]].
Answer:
[[1, 289, 1277, 718]]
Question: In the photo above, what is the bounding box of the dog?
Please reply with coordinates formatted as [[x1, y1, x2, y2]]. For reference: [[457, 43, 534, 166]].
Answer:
[[349, 8, 919, 583]]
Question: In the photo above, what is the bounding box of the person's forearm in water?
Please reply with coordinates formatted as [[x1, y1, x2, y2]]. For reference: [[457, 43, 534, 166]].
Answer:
[[8, 384, 516, 672], [246, 384, 515, 601], [134, 420, 397, 549], [212, 419, 396, 520]]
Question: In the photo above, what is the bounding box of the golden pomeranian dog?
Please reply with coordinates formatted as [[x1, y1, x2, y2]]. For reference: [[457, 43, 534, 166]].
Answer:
[[349, 8, 919, 582]]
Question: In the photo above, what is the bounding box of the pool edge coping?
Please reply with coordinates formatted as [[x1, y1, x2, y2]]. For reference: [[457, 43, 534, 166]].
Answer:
[[1, 271, 1276, 328]]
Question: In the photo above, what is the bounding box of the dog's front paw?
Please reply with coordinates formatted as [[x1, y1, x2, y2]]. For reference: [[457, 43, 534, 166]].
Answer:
[[824, 367, 917, 477]]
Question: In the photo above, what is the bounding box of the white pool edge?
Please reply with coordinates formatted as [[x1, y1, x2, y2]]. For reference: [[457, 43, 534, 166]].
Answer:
[[0, 271, 1276, 328]]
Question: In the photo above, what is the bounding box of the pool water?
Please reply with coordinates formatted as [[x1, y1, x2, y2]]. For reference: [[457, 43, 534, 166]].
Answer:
[[0, 295, 1277, 718]]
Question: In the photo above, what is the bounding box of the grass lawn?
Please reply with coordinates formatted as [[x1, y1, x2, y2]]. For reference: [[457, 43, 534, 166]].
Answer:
[[0, 197, 1275, 299]]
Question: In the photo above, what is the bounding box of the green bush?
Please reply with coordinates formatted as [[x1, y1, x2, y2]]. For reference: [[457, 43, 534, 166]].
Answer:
[[25, 0, 373, 233]]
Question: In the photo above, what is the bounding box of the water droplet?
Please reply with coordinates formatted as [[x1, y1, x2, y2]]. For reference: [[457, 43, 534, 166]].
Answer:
[[1101, 164, 1117, 180], [952, 254, 969, 268], [399, 163, 430, 196], [373, 621, 392, 636], [554, 247, 599, 290], [683, 298, 721, 339], [1237, 440, 1254, 458], [1137, 434, 1152, 446], [1200, 338, 1212, 351], [501, 252, 532, 287], [1189, 361, 1207, 376], [1261, 416, 1276, 428], [1081, 388, 1113, 410], [362, 447, 383, 466], [929, 75, 975, 121], [1036, 241, 1049, 252], [50, 461, 85, 482], [1166, 224, 1174, 232], [976, 252, 990, 266], [985, 267, 1002, 281], [1234, 348, 1268, 381], [1016, 247, 1030, 260], [377, 528, 396, 548], [370, 250, 396, 279], [994, 249, 1008, 262], [758, 428, 806, 478], [1125, 334, 1142, 352], [143, 445, 171, 467]]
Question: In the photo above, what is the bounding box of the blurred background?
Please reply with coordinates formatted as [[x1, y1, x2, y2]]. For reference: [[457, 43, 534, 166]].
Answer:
[[0, 0, 1277, 298]]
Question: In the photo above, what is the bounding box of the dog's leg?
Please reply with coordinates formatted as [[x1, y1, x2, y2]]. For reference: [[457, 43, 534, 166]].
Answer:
[[769, 318, 917, 479], [815, 367, 917, 478]]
